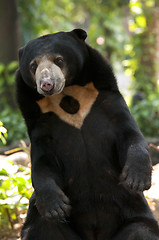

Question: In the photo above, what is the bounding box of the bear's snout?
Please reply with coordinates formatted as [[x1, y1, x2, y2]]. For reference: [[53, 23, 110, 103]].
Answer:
[[40, 79, 54, 93]]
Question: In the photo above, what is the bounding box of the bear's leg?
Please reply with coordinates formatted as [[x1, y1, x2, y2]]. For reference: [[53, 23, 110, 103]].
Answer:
[[112, 218, 159, 240], [21, 193, 82, 240]]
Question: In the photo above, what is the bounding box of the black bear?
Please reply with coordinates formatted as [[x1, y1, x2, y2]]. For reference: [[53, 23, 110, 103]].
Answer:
[[16, 29, 159, 240]]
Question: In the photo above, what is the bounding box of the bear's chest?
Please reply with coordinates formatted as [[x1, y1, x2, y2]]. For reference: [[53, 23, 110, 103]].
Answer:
[[37, 83, 99, 129]]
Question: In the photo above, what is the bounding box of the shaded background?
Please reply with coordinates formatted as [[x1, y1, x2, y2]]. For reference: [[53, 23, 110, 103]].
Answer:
[[1, 0, 159, 239]]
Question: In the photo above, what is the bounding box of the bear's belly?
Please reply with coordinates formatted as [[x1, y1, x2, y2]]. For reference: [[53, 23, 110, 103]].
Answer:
[[37, 82, 99, 129], [70, 208, 121, 240]]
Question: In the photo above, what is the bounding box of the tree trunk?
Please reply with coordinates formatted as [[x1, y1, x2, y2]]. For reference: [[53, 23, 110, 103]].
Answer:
[[153, 4, 159, 81], [0, 0, 20, 109], [134, 2, 159, 96], [0, 0, 20, 64]]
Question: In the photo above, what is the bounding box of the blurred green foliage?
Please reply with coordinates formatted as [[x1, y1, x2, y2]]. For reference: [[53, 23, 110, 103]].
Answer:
[[123, 0, 159, 137], [125, 0, 158, 96], [0, 121, 7, 145], [131, 98, 159, 137], [0, 108, 28, 146], [0, 157, 32, 236], [0, 62, 27, 147], [17, 0, 129, 62]]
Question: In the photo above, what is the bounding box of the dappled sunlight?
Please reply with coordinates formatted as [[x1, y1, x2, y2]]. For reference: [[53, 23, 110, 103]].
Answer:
[[144, 164, 159, 222]]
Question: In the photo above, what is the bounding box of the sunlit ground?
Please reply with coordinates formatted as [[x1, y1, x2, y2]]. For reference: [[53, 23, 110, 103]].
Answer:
[[144, 164, 159, 223]]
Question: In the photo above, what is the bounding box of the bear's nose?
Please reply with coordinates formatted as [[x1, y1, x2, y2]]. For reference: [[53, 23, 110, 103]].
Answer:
[[40, 80, 54, 92]]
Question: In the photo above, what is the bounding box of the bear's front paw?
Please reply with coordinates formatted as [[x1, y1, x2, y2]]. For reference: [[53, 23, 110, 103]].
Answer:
[[35, 190, 71, 222], [120, 164, 151, 192], [120, 144, 152, 192]]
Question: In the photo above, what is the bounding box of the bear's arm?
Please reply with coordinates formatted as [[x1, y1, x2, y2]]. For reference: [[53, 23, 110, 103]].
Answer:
[[101, 91, 152, 192], [30, 131, 71, 221]]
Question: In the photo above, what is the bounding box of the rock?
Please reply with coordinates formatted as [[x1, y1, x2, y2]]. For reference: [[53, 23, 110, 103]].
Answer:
[[7, 152, 29, 166], [0, 152, 29, 167]]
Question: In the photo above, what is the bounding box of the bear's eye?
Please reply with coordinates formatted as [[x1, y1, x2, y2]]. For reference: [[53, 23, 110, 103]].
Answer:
[[30, 62, 38, 74], [54, 57, 64, 68]]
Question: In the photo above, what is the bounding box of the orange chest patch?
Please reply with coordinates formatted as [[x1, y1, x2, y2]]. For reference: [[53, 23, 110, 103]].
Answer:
[[37, 83, 99, 129]]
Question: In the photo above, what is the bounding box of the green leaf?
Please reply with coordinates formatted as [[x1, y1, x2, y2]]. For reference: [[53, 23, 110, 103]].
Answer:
[[136, 15, 146, 28], [0, 63, 5, 74], [6, 61, 18, 72], [0, 169, 8, 176]]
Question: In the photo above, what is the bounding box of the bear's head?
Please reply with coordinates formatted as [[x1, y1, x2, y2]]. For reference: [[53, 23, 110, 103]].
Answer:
[[18, 29, 88, 96]]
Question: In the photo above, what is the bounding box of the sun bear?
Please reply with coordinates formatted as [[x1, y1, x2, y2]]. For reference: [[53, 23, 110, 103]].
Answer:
[[16, 29, 159, 240]]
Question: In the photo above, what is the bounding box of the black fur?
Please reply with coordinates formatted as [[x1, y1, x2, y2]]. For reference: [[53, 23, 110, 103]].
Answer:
[[60, 96, 80, 114], [16, 29, 159, 240]]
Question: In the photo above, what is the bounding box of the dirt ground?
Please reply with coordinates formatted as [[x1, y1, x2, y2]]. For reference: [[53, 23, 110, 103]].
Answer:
[[2, 164, 159, 240]]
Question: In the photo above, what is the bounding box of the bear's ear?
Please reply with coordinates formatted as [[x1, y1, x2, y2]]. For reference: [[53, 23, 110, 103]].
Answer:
[[18, 47, 24, 61], [71, 29, 87, 41]]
